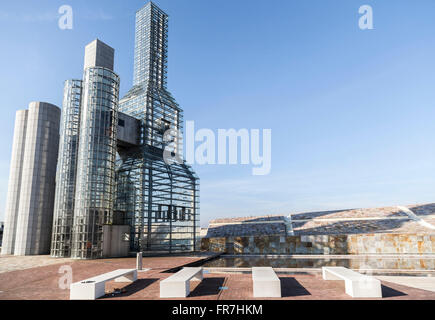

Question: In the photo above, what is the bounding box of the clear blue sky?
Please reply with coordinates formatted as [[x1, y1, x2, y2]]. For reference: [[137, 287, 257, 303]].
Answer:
[[1, 0, 435, 227]]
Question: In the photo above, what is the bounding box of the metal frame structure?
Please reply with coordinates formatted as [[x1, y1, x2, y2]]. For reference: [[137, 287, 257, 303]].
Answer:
[[116, 147, 199, 253], [71, 67, 120, 259], [117, 2, 199, 253], [51, 80, 82, 257], [50, 2, 199, 259]]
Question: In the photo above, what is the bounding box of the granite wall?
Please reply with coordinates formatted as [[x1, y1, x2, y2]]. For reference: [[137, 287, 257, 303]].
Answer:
[[201, 234, 435, 255]]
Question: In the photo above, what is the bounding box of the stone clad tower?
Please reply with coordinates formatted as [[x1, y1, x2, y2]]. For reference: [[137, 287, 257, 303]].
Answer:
[[1, 110, 28, 255], [2, 102, 61, 256]]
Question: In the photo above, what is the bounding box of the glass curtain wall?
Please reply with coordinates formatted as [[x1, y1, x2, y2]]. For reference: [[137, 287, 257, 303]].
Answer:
[[51, 80, 82, 257], [115, 2, 199, 253], [71, 68, 120, 259]]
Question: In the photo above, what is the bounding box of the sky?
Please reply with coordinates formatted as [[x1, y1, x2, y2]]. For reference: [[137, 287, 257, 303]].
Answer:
[[0, 0, 435, 227]]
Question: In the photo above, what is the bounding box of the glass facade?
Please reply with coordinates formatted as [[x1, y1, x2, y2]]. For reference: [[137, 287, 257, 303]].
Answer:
[[51, 80, 82, 257], [50, 2, 199, 259], [117, 2, 200, 253], [133, 2, 168, 88], [115, 147, 200, 253], [71, 67, 120, 259]]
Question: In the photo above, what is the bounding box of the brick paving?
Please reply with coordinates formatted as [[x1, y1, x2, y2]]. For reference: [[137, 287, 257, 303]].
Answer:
[[0, 256, 434, 300], [0, 255, 73, 274]]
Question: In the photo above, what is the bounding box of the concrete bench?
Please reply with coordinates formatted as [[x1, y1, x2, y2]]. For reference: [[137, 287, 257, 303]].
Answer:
[[160, 267, 203, 298], [322, 267, 382, 298], [252, 267, 281, 298], [70, 268, 137, 300]]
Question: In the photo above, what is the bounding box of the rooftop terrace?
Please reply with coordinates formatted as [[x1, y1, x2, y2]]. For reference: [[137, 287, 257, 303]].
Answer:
[[0, 255, 434, 300]]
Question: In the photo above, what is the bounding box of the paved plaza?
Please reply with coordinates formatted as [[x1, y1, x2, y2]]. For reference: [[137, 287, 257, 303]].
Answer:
[[0, 255, 434, 300]]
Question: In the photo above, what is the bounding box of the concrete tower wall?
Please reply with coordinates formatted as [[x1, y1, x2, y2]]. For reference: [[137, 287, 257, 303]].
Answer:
[[14, 102, 61, 255], [84, 39, 115, 71], [1, 110, 28, 255], [117, 112, 140, 147]]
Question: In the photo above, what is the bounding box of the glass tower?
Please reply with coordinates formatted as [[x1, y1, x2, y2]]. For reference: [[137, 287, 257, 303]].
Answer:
[[51, 80, 82, 257], [133, 2, 168, 88], [51, 40, 121, 259], [50, 3, 199, 259], [117, 2, 199, 253], [71, 67, 120, 259]]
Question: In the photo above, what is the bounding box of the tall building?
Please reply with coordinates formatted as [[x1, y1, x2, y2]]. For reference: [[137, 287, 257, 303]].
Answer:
[[1, 110, 28, 255], [71, 46, 120, 259], [51, 40, 122, 259], [117, 2, 199, 253], [50, 80, 82, 257], [50, 2, 199, 259], [2, 102, 60, 255], [83, 39, 115, 71]]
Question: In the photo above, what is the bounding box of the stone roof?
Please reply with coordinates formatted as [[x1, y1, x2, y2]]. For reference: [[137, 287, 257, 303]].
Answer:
[[206, 222, 286, 238], [290, 206, 408, 220], [292, 219, 428, 235], [204, 203, 435, 238], [209, 215, 285, 224]]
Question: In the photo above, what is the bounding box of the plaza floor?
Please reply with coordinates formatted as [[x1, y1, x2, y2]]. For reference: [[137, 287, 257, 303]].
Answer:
[[0, 255, 434, 300]]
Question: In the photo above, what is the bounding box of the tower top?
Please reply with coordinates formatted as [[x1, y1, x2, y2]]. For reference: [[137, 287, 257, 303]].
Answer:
[[84, 39, 115, 71], [136, 1, 168, 16], [133, 2, 169, 88]]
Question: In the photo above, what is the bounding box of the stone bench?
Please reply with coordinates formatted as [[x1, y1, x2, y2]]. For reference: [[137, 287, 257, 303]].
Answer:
[[160, 267, 203, 298], [322, 267, 382, 298], [252, 267, 281, 298], [70, 268, 137, 300]]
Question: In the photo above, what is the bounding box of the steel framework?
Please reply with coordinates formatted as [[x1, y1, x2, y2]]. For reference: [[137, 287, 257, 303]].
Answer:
[[71, 67, 120, 259], [51, 80, 82, 257], [116, 2, 199, 253], [50, 2, 199, 258]]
